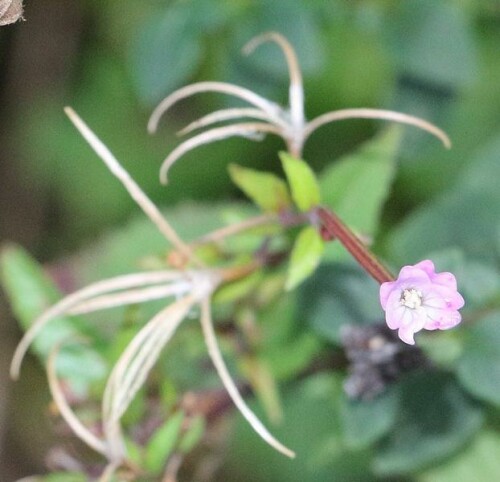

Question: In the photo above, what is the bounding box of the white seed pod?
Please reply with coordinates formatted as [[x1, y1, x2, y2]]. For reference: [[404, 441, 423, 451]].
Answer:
[[0, 0, 24, 26]]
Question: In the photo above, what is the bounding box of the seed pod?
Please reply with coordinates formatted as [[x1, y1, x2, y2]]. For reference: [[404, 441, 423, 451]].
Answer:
[[0, 0, 24, 26]]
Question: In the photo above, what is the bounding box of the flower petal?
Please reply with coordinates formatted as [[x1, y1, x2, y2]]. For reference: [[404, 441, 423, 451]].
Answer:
[[413, 259, 435, 276], [431, 271, 458, 290], [379, 259, 464, 345], [398, 325, 416, 345], [425, 285, 464, 311], [386, 303, 406, 329], [397, 265, 431, 284], [380, 281, 396, 309]]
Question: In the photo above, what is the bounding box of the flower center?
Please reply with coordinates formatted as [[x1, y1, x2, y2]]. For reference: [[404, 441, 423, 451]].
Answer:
[[400, 288, 423, 309]]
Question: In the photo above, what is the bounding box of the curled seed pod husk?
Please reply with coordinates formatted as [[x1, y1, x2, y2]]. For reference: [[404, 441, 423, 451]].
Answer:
[[0, 0, 24, 26]]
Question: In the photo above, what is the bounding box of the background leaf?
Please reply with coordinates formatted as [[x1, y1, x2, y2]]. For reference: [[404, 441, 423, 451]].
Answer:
[[301, 263, 381, 344], [456, 313, 500, 407], [221, 374, 373, 482], [387, 1, 477, 89], [418, 430, 500, 482], [128, 4, 203, 106], [373, 372, 483, 476], [340, 386, 398, 449], [386, 135, 500, 266], [0, 245, 106, 391], [320, 127, 400, 237]]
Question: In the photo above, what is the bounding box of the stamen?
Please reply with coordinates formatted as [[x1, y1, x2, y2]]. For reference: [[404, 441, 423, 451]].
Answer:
[[400, 289, 423, 309]]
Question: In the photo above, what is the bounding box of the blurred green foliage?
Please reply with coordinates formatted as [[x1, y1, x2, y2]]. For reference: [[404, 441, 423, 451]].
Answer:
[[2, 0, 500, 480]]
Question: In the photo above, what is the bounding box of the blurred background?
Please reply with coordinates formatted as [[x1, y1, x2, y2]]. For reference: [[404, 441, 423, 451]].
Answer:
[[0, 0, 499, 480]]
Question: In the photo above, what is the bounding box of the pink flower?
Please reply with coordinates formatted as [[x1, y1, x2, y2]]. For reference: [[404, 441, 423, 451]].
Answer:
[[379, 260, 464, 345]]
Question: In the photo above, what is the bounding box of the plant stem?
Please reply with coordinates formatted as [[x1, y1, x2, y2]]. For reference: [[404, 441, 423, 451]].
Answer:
[[192, 213, 279, 247], [316, 207, 394, 284]]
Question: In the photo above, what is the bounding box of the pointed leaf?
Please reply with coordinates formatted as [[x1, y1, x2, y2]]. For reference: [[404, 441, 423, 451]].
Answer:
[[280, 152, 321, 212], [178, 415, 206, 454], [286, 227, 324, 290], [145, 410, 185, 474], [228, 163, 291, 212], [35, 474, 87, 482]]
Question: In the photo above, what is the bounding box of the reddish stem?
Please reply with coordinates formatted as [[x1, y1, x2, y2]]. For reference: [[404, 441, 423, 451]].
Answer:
[[316, 207, 394, 284]]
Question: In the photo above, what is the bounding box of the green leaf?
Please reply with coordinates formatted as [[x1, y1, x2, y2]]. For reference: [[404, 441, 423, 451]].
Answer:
[[418, 430, 500, 482], [340, 387, 398, 450], [124, 437, 143, 466], [319, 127, 400, 239], [456, 313, 500, 406], [129, 4, 202, 106], [373, 372, 483, 476], [257, 290, 322, 381], [228, 163, 291, 212], [33, 474, 87, 482], [213, 271, 264, 305], [144, 410, 185, 474], [178, 415, 206, 454], [264, 333, 321, 381], [232, 0, 325, 79], [388, 1, 478, 88], [0, 244, 106, 389], [280, 152, 321, 212], [285, 227, 324, 290], [300, 263, 381, 344]]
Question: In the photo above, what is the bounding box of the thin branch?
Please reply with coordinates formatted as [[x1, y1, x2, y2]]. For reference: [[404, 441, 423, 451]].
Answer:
[[64, 108, 202, 267], [98, 461, 121, 482], [69, 282, 192, 315], [316, 207, 394, 284], [199, 297, 295, 458], [243, 32, 305, 129], [113, 297, 193, 419], [161, 453, 184, 482], [148, 82, 287, 134], [159, 123, 282, 185], [47, 342, 110, 458], [102, 296, 194, 455], [11, 271, 187, 379], [177, 108, 273, 136], [304, 108, 451, 148], [191, 213, 279, 247]]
